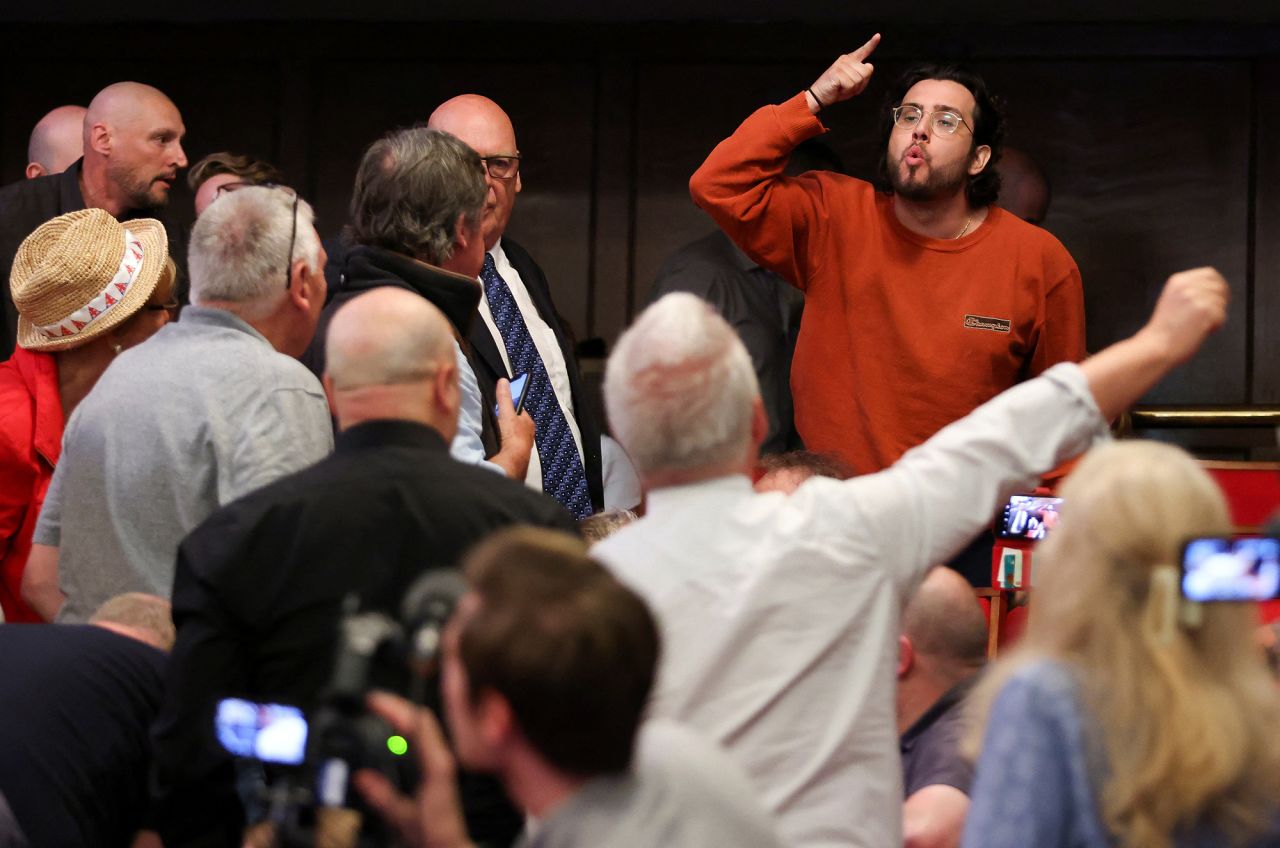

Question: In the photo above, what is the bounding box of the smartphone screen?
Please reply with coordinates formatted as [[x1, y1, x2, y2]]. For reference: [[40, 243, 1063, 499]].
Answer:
[[494, 372, 530, 417], [215, 698, 309, 765], [996, 494, 1064, 541], [1181, 536, 1280, 602]]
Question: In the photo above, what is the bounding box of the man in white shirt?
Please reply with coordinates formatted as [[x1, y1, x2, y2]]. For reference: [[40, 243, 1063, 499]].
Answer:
[[355, 528, 782, 848], [593, 269, 1229, 847], [428, 95, 605, 518]]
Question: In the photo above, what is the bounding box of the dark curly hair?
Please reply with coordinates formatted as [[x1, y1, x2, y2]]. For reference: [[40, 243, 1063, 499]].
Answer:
[[875, 64, 1006, 208]]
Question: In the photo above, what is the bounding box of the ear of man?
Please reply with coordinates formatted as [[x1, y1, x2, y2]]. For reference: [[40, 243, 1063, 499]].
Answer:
[[88, 122, 111, 157], [897, 634, 915, 679], [968, 145, 993, 177]]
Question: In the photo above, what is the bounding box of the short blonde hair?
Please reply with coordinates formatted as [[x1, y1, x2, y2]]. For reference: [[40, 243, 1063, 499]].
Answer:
[[968, 441, 1280, 847]]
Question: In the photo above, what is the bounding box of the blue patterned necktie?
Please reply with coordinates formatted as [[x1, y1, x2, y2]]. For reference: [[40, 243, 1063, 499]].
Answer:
[[481, 253, 592, 518]]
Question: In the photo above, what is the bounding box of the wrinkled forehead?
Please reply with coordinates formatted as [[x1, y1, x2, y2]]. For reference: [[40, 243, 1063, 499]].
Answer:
[[900, 78, 978, 122]]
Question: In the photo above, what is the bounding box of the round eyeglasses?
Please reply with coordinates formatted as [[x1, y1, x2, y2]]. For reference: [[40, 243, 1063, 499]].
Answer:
[[892, 105, 972, 136]]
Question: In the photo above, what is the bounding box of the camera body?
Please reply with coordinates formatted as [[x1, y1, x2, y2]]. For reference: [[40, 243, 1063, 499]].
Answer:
[[212, 571, 466, 846]]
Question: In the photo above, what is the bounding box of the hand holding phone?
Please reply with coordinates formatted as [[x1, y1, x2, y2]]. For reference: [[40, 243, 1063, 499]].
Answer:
[[494, 372, 529, 418]]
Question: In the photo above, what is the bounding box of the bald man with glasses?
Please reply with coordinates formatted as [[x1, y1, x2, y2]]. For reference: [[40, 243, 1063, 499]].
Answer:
[[428, 95, 606, 519], [691, 36, 1085, 490]]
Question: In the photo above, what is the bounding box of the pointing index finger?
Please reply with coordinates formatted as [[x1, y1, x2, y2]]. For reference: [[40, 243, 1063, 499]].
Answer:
[[851, 32, 881, 62]]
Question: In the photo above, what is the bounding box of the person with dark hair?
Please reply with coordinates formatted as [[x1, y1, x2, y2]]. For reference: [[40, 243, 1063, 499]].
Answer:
[[690, 34, 1085, 481], [355, 527, 783, 847], [187, 151, 283, 216], [652, 140, 841, 455], [303, 126, 535, 481]]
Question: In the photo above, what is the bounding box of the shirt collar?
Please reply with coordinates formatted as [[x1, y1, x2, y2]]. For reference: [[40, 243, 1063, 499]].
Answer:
[[335, 419, 448, 455], [643, 473, 756, 517], [175, 305, 271, 345]]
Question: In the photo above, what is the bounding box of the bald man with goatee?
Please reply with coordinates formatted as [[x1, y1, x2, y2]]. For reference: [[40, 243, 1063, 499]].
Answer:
[[151, 288, 575, 847], [0, 82, 189, 357], [428, 95, 606, 518]]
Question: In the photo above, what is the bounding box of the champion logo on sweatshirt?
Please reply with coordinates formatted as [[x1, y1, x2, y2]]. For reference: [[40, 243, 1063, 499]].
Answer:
[[963, 314, 1012, 334]]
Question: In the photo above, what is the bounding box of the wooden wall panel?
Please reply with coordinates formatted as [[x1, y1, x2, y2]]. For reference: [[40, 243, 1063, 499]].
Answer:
[[1255, 61, 1280, 404], [0, 21, 1271, 438], [307, 61, 595, 341]]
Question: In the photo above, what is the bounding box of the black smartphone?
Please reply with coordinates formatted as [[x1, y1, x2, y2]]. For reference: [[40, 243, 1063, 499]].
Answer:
[[215, 697, 309, 765], [995, 494, 1064, 541], [494, 372, 530, 417], [1181, 536, 1280, 602]]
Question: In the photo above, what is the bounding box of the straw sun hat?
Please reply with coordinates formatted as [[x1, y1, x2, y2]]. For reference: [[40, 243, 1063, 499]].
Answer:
[[11, 208, 169, 353]]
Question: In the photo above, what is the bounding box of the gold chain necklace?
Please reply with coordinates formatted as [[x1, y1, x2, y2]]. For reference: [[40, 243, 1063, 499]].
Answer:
[[955, 215, 974, 239]]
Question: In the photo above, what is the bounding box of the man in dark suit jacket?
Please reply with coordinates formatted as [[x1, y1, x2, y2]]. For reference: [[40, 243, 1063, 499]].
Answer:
[[0, 83, 188, 357], [428, 95, 604, 518], [151, 287, 577, 847]]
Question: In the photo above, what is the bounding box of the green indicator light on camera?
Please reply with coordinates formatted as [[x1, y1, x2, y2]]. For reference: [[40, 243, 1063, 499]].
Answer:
[[387, 735, 408, 756]]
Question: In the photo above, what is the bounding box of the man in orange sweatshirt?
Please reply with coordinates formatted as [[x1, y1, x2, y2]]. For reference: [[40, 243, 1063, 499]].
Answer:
[[690, 34, 1085, 477]]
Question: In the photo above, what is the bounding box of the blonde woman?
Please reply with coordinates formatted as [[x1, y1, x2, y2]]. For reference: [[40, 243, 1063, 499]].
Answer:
[[963, 441, 1280, 848]]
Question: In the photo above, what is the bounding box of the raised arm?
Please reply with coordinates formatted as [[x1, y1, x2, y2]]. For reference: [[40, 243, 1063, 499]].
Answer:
[[688, 35, 880, 289], [833, 267, 1228, 586]]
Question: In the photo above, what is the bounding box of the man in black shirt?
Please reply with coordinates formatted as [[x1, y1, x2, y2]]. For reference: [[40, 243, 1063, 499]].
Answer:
[[897, 567, 989, 848], [0, 82, 188, 356], [151, 287, 577, 848], [0, 593, 174, 847]]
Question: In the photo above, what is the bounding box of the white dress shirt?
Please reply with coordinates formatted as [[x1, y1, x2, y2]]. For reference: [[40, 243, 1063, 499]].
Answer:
[[594, 363, 1108, 848], [478, 240, 583, 493]]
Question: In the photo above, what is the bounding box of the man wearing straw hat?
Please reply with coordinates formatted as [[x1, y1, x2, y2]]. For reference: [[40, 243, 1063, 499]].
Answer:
[[0, 209, 175, 624], [24, 186, 333, 623], [0, 82, 189, 359]]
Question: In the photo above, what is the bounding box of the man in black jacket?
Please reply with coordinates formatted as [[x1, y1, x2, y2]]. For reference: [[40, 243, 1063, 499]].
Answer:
[[304, 126, 534, 480], [428, 95, 604, 517], [151, 287, 578, 848], [0, 83, 188, 356]]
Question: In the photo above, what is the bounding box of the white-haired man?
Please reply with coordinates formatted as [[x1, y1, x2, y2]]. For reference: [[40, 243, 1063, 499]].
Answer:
[[593, 269, 1229, 848], [25, 186, 333, 624]]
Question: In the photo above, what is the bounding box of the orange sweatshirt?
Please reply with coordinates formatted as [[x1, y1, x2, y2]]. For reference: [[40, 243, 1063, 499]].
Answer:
[[691, 93, 1086, 475]]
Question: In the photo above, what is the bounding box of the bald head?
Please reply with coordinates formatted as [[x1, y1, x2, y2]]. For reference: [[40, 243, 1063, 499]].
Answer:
[[996, 147, 1050, 225], [27, 105, 86, 179], [327, 288, 455, 390], [427, 94, 521, 249], [90, 593, 175, 652], [324, 288, 460, 435], [82, 82, 187, 214], [902, 567, 988, 672]]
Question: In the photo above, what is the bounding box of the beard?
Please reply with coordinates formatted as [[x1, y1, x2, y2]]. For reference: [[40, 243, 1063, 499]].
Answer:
[[106, 160, 171, 210], [889, 150, 970, 202]]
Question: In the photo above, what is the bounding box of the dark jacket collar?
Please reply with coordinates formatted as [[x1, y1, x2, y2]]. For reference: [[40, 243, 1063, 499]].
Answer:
[[59, 159, 86, 213], [339, 244, 481, 335], [335, 419, 449, 455]]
